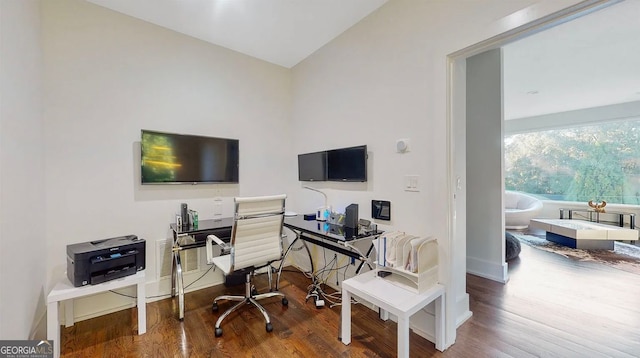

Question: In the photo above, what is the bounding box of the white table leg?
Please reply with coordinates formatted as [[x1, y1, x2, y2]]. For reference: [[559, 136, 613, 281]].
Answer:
[[341, 288, 351, 345], [47, 301, 60, 358], [397, 316, 410, 358], [435, 293, 445, 351], [137, 279, 146, 334], [379, 308, 389, 321], [64, 300, 74, 328]]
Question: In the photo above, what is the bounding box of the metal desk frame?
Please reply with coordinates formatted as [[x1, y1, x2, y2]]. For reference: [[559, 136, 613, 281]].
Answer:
[[170, 216, 380, 318], [169, 218, 233, 320], [276, 216, 381, 292]]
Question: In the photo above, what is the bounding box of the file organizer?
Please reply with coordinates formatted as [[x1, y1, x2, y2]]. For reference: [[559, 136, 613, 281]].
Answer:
[[373, 232, 438, 293]]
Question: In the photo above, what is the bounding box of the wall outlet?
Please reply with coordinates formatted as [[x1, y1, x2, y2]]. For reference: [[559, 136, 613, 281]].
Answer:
[[213, 198, 223, 216]]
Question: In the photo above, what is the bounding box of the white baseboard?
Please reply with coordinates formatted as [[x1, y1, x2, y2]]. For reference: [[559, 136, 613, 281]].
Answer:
[[455, 292, 472, 327], [410, 309, 437, 343], [30, 310, 47, 340], [466, 256, 508, 283], [66, 270, 224, 324]]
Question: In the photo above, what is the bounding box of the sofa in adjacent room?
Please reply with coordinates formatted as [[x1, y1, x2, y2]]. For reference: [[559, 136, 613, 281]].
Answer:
[[504, 191, 543, 229]]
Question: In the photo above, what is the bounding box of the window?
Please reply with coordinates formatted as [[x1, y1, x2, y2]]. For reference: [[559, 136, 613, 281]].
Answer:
[[505, 119, 640, 205]]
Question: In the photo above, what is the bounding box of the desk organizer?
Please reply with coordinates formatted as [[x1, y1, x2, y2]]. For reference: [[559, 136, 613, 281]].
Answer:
[[373, 232, 438, 293]]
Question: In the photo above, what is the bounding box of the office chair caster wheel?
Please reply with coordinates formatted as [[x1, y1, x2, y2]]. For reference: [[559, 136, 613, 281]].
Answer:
[[212, 302, 219, 312], [282, 297, 288, 306], [266, 322, 273, 333], [215, 327, 223, 337], [251, 287, 258, 296]]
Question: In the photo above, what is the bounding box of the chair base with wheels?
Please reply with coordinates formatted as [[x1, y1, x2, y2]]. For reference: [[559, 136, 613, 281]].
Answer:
[[211, 263, 288, 337]]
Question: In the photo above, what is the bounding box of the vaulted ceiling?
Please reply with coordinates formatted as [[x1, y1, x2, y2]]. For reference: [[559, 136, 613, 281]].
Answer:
[[87, 0, 388, 68], [87, 0, 640, 120]]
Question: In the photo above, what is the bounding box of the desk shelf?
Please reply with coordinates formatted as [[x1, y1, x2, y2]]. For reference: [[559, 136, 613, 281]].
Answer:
[[377, 265, 439, 294], [374, 234, 439, 294]]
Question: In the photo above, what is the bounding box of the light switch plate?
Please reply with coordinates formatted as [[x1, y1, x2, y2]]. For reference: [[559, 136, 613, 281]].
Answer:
[[404, 175, 419, 192]]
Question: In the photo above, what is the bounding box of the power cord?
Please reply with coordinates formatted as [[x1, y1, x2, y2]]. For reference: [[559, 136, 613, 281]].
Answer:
[[305, 249, 364, 309]]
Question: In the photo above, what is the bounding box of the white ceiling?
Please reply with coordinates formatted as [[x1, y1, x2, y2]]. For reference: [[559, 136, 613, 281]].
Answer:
[[87, 0, 640, 120], [503, 0, 640, 120], [87, 0, 388, 68]]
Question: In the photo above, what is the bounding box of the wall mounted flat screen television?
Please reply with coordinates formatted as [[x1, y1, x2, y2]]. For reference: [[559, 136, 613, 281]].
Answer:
[[141, 130, 239, 184], [327, 145, 367, 182], [298, 151, 327, 181]]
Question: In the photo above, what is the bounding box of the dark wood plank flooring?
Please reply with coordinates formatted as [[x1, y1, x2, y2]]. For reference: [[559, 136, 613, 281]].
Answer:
[[60, 243, 640, 357]]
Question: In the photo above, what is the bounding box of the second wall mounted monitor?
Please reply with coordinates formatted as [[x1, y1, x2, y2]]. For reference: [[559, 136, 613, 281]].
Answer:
[[327, 145, 367, 182]]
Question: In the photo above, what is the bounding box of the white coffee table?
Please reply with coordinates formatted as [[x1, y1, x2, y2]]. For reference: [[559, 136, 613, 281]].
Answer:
[[530, 219, 637, 249]]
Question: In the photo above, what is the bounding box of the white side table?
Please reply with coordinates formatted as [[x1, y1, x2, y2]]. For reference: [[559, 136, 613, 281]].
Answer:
[[341, 270, 445, 357], [47, 271, 146, 358]]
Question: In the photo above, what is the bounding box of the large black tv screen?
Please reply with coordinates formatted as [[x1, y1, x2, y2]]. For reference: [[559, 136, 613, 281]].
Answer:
[[298, 151, 327, 181], [141, 130, 239, 184], [327, 145, 367, 182]]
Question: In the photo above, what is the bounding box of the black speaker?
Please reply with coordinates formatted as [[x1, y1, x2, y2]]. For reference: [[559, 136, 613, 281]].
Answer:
[[345, 203, 359, 228], [181, 203, 189, 227]]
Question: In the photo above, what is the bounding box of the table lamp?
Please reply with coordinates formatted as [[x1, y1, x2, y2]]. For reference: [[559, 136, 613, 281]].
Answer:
[[303, 185, 330, 221]]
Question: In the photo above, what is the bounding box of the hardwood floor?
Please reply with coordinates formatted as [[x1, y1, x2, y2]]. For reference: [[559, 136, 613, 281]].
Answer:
[[60, 245, 640, 357]]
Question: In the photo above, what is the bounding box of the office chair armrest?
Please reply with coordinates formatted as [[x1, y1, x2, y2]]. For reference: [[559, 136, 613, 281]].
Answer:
[[206, 234, 230, 265]]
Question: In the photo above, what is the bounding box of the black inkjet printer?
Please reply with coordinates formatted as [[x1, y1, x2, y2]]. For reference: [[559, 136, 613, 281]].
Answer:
[[66, 235, 145, 287]]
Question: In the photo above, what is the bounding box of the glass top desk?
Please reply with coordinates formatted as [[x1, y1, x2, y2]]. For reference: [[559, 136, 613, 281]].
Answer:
[[169, 218, 233, 320], [169, 215, 381, 317], [278, 215, 383, 292]]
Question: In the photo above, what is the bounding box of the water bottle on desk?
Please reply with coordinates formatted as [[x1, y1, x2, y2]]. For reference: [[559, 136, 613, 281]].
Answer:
[[190, 210, 199, 229]]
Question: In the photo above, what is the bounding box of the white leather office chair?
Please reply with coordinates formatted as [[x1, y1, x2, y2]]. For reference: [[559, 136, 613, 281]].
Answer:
[[205, 194, 288, 337]]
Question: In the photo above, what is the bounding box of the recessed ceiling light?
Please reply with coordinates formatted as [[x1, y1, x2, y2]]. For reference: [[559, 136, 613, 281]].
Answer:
[[526, 90, 539, 95]]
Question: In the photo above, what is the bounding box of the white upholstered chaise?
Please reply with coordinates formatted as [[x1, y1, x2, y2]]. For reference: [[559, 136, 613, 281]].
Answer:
[[504, 191, 543, 229]]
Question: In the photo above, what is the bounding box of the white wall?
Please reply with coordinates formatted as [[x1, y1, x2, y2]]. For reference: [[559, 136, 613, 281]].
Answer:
[[41, 0, 292, 320], [0, 0, 46, 339], [0, 0, 593, 344], [290, 0, 584, 346], [465, 49, 507, 283]]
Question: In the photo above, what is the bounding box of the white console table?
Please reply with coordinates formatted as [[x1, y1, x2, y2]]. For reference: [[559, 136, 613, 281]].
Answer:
[[47, 271, 146, 358], [340, 269, 445, 357]]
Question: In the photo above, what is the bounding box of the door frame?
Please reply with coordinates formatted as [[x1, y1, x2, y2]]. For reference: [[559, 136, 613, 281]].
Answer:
[[444, 0, 621, 347]]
